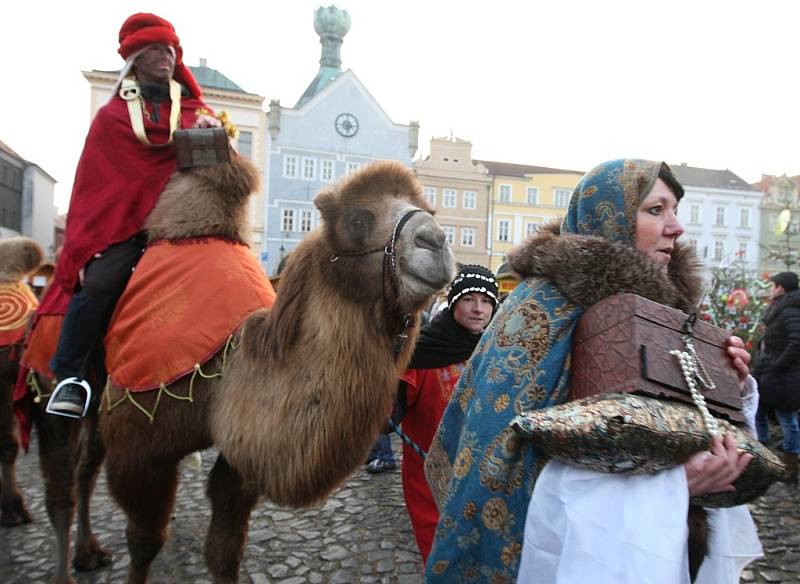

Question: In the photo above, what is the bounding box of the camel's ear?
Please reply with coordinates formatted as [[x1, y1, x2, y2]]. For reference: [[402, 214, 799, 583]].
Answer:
[[314, 189, 335, 220]]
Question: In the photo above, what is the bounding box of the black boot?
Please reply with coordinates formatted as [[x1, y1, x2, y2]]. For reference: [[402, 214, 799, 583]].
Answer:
[[46, 378, 92, 418]]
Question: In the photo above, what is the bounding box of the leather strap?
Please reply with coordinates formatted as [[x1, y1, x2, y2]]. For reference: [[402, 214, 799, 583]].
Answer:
[[119, 78, 182, 147]]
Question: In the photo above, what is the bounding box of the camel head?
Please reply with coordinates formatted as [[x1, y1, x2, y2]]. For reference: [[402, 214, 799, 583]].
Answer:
[[314, 161, 455, 313], [0, 237, 43, 283], [145, 155, 260, 244]]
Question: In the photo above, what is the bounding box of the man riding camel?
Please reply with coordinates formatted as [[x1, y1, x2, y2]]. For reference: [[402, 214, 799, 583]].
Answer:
[[46, 13, 219, 416]]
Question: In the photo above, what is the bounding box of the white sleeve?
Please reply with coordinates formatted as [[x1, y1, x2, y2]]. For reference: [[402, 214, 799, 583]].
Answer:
[[740, 374, 760, 438]]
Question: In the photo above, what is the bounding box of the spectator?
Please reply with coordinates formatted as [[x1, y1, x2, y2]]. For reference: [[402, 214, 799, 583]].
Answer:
[[754, 271, 800, 484]]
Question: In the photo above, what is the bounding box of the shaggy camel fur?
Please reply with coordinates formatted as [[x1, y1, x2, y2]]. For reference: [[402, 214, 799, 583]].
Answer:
[[96, 158, 454, 584], [0, 237, 42, 527]]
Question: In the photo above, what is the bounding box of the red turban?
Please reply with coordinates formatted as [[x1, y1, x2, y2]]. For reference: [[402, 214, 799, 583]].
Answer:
[[118, 12, 203, 98]]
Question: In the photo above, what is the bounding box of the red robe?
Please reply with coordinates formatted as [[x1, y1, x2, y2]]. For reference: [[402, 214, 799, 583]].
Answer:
[[400, 362, 467, 565], [39, 91, 207, 316]]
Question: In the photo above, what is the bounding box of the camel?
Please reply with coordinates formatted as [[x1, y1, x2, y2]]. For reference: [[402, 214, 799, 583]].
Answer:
[[93, 156, 454, 583], [0, 237, 42, 527]]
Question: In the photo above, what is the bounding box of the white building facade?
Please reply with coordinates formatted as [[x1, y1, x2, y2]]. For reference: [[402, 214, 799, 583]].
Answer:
[[672, 164, 762, 277]]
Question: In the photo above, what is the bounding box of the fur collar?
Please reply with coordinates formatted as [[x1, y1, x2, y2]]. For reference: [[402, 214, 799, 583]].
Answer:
[[507, 220, 703, 313]]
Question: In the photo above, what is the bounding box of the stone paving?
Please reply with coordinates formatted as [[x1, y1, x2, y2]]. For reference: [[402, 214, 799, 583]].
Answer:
[[3, 431, 800, 583]]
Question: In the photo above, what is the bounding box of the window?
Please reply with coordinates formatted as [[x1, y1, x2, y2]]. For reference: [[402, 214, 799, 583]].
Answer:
[[739, 208, 750, 228], [714, 240, 724, 261], [687, 239, 698, 249], [237, 131, 253, 159], [526, 187, 539, 205], [442, 225, 456, 245], [526, 221, 540, 238], [283, 155, 298, 178], [738, 242, 747, 259], [423, 186, 436, 206], [461, 227, 475, 247], [299, 209, 313, 232], [346, 161, 360, 174], [302, 158, 317, 180], [554, 188, 571, 208], [689, 204, 700, 224], [282, 209, 295, 232], [443, 188, 457, 208], [715, 207, 726, 226], [321, 160, 335, 182], [463, 190, 477, 210], [499, 184, 512, 203], [497, 220, 510, 242]]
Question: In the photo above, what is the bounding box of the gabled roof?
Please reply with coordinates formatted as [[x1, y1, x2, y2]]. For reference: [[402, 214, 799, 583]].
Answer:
[[188, 63, 245, 93], [0, 139, 22, 160], [475, 160, 584, 177], [670, 163, 759, 192], [295, 66, 342, 108]]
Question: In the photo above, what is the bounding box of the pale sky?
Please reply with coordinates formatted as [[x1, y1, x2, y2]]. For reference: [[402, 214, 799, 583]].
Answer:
[[3, 1, 798, 212]]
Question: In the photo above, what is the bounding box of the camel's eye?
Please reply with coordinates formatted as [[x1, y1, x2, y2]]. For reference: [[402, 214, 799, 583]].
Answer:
[[344, 208, 375, 244]]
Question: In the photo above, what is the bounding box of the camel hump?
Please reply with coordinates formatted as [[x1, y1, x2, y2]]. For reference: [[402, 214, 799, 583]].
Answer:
[[314, 160, 425, 217], [0, 237, 44, 283], [147, 156, 261, 243]]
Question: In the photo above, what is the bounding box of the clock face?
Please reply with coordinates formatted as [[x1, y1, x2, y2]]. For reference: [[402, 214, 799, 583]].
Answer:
[[335, 113, 359, 137]]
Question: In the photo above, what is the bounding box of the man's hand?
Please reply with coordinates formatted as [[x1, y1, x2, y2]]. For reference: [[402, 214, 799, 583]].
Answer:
[[78, 252, 103, 286], [193, 114, 222, 129], [684, 433, 752, 496]]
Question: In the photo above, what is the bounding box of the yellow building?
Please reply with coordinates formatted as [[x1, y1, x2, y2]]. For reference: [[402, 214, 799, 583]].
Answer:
[[477, 161, 584, 272]]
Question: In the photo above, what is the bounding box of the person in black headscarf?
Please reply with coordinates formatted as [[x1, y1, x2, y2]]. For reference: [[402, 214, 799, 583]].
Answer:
[[395, 265, 499, 564]]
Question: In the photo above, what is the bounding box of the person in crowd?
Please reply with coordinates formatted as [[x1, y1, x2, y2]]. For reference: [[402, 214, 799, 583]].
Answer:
[[754, 271, 800, 484], [424, 159, 761, 583], [397, 265, 499, 564], [45, 13, 218, 416], [366, 435, 397, 474]]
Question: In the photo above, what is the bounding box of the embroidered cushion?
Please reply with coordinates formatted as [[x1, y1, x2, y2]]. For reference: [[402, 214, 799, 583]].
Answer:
[[511, 393, 783, 507]]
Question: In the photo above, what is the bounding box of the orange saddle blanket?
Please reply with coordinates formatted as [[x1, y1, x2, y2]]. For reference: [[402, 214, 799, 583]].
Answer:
[[0, 282, 38, 348], [105, 238, 276, 391]]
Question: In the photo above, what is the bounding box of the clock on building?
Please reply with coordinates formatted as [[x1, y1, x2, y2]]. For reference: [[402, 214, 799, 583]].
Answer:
[[335, 113, 359, 137]]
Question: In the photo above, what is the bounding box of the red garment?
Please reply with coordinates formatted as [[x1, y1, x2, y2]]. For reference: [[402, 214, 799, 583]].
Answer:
[[400, 362, 467, 565], [44, 92, 207, 310], [105, 238, 276, 391]]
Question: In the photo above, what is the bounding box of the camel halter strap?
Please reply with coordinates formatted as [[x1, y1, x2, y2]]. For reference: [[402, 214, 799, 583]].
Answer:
[[329, 207, 425, 355], [120, 78, 182, 147]]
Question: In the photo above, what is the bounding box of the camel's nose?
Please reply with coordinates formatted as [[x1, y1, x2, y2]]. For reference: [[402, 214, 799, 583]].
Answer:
[[414, 228, 446, 251]]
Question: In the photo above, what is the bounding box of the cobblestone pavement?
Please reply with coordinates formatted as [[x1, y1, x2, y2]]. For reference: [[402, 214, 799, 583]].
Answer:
[[3, 432, 800, 583]]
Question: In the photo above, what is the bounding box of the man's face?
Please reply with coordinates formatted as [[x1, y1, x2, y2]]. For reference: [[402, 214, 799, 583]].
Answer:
[[770, 283, 785, 301], [134, 44, 175, 85]]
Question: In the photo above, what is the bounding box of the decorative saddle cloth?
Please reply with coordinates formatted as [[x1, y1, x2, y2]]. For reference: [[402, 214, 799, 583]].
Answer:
[[105, 237, 276, 391], [0, 282, 38, 348]]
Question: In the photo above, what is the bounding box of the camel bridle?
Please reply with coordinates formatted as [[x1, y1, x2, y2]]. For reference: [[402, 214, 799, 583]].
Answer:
[[329, 207, 425, 356]]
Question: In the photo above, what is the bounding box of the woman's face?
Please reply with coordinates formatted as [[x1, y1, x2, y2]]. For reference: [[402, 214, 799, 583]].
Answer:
[[452, 292, 494, 334], [634, 178, 684, 267]]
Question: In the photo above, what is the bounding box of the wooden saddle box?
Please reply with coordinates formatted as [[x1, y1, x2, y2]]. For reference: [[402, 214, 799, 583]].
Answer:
[[174, 127, 231, 170], [571, 293, 744, 424]]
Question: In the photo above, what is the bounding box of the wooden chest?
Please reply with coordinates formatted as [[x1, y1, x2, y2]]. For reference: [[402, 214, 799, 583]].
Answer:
[[571, 293, 744, 424], [174, 128, 231, 170]]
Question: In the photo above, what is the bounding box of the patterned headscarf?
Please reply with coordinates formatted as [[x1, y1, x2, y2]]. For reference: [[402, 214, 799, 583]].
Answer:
[[562, 159, 681, 246]]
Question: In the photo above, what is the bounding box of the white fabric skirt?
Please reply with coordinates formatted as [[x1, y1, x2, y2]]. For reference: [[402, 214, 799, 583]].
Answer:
[[517, 461, 763, 584]]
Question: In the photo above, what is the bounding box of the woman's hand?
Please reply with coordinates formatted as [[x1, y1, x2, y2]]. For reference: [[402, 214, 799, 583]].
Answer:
[[726, 335, 751, 383], [684, 433, 753, 496]]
